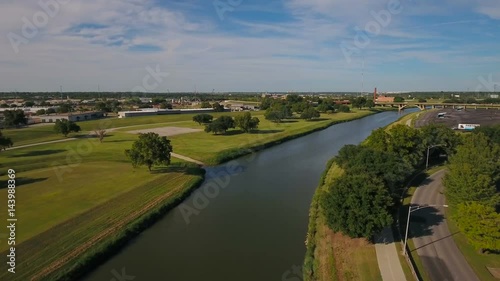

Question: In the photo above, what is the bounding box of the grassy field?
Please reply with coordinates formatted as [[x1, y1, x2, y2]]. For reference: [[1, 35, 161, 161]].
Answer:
[[0, 165, 203, 281], [0, 108, 384, 280], [304, 163, 382, 281]]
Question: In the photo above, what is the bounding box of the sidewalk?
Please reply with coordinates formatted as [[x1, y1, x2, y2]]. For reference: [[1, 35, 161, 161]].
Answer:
[[375, 227, 407, 281]]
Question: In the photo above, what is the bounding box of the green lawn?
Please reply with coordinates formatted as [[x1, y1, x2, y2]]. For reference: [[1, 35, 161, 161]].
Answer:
[[0, 109, 381, 280]]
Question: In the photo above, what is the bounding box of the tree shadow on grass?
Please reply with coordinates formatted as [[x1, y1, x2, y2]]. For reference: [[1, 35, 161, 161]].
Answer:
[[280, 120, 299, 123], [253, 129, 284, 134], [150, 165, 203, 176], [305, 118, 329, 122], [9, 149, 66, 158], [0, 177, 48, 189]]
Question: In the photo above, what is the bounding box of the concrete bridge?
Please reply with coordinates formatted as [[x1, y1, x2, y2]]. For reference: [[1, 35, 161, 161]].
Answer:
[[375, 102, 500, 111]]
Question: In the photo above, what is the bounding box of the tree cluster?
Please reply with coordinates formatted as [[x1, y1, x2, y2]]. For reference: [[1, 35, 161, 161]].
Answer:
[[322, 124, 461, 239], [3, 109, 27, 128], [205, 116, 235, 135], [351, 97, 375, 109], [444, 131, 500, 252], [0, 130, 13, 151], [193, 114, 214, 125], [234, 112, 260, 133], [53, 119, 81, 137]]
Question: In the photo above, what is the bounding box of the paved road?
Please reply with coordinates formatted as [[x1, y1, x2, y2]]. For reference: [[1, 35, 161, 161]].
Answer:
[[375, 227, 407, 281], [411, 170, 479, 281]]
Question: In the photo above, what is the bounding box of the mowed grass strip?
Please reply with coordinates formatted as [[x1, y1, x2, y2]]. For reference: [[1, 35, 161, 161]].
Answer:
[[0, 162, 170, 248], [0, 168, 202, 281], [170, 111, 375, 165]]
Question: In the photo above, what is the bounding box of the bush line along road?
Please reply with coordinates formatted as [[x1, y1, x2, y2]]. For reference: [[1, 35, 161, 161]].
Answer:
[[0, 108, 381, 280]]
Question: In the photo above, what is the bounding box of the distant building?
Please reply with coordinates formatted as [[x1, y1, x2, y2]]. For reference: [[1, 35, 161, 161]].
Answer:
[[376, 96, 395, 102], [38, 111, 104, 123], [118, 108, 228, 118], [489, 94, 499, 99]]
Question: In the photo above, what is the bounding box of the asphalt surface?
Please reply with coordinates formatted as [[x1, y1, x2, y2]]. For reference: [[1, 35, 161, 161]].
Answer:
[[410, 170, 479, 281], [415, 108, 500, 128]]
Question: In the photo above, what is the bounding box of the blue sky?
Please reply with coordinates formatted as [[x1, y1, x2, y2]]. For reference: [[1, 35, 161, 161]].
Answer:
[[0, 0, 499, 92]]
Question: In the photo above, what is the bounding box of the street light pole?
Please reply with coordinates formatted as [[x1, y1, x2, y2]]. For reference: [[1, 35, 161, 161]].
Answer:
[[426, 144, 445, 170], [403, 204, 448, 255]]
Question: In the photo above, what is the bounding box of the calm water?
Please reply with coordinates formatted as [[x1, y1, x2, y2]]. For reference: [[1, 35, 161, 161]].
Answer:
[[82, 110, 416, 281]]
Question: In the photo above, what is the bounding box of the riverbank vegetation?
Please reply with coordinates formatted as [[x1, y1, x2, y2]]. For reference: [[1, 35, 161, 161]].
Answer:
[[304, 161, 382, 281], [305, 122, 462, 280], [443, 126, 500, 280]]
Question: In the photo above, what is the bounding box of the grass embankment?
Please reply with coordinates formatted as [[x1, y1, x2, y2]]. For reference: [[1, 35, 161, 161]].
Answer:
[[0, 127, 204, 280], [303, 161, 382, 281], [170, 110, 380, 165]]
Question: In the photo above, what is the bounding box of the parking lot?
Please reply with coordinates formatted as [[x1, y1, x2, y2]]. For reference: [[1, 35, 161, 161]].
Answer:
[[415, 108, 500, 128]]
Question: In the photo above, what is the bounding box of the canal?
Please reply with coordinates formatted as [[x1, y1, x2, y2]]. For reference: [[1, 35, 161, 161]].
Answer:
[[83, 110, 416, 281]]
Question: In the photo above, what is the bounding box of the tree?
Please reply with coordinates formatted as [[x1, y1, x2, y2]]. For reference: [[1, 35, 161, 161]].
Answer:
[[386, 124, 424, 167], [336, 145, 412, 196], [260, 98, 272, 110], [24, 101, 35, 107], [321, 173, 393, 239], [125, 132, 173, 171], [351, 97, 367, 109], [212, 102, 225, 112], [453, 202, 500, 252], [36, 109, 46, 115], [444, 133, 500, 207], [420, 124, 461, 155], [200, 101, 212, 108], [364, 99, 375, 108], [474, 125, 500, 144], [317, 103, 332, 113], [204, 116, 235, 135], [300, 107, 320, 120], [159, 102, 172, 109], [234, 112, 260, 133], [94, 129, 107, 143], [3, 109, 28, 128], [193, 114, 214, 125], [46, 108, 56, 115], [0, 130, 13, 151], [265, 104, 292, 123], [53, 119, 81, 137], [292, 102, 309, 114], [57, 103, 72, 113], [394, 97, 405, 102], [334, 104, 350, 113]]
